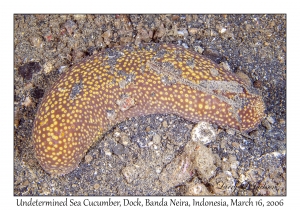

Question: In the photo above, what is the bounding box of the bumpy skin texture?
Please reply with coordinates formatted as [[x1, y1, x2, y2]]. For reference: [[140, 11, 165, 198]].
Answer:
[[32, 44, 265, 175]]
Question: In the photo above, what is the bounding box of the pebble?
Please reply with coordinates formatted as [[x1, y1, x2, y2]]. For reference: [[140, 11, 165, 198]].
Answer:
[[120, 134, 129, 146], [203, 48, 223, 63], [177, 29, 188, 37], [182, 43, 189, 49], [102, 29, 112, 39], [194, 46, 204, 54], [172, 15, 180, 21], [235, 71, 252, 87], [262, 119, 272, 130], [226, 128, 236, 135], [232, 142, 240, 149], [85, 155, 93, 163], [188, 28, 198, 35], [122, 165, 138, 184], [220, 61, 231, 72], [58, 66, 67, 74], [253, 80, 263, 89], [14, 110, 20, 128], [152, 134, 161, 144], [279, 118, 285, 125], [249, 130, 259, 137], [113, 131, 120, 137], [73, 14, 86, 21], [43, 61, 54, 74], [22, 97, 32, 107], [185, 182, 211, 196], [103, 148, 112, 156], [112, 143, 125, 155], [191, 121, 216, 144], [94, 183, 100, 190], [30, 36, 44, 48], [267, 116, 275, 124], [162, 121, 168, 128]]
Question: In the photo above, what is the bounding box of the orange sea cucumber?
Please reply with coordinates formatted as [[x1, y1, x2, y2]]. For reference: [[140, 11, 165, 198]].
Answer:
[[32, 44, 265, 175]]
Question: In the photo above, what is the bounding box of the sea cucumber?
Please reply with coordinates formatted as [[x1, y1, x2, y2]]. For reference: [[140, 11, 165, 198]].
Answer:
[[32, 43, 265, 175]]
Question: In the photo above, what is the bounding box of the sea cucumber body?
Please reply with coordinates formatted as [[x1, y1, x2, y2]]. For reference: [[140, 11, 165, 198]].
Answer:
[[32, 44, 265, 175]]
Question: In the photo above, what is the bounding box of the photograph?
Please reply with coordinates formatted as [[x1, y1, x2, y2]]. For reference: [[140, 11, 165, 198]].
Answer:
[[13, 14, 286, 197]]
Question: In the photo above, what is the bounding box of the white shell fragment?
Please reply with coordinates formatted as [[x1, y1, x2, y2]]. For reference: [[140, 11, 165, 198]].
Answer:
[[191, 121, 216, 144]]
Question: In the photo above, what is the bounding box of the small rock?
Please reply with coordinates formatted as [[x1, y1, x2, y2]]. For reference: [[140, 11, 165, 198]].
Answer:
[[103, 148, 112, 156], [279, 118, 285, 125], [43, 61, 54, 74], [262, 119, 272, 130], [155, 167, 162, 174], [172, 15, 180, 21], [185, 182, 211, 195], [145, 126, 151, 132], [152, 134, 161, 144], [203, 49, 223, 63], [120, 134, 129, 146], [162, 121, 168, 128], [188, 28, 198, 36], [58, 66, 67, 74], [113, 131, 120, 137], [185, 141, 219, 181], [29, 36, 44, 48], [182, 15, 190, 22], [232, 142, 240, 149], [153, 24, 166, 39], [235, 71, 252, 87], [85, 155, 93, 163], [266, 116, 275, 124], [122, 165, 139, 183], [220, 28, 226, 33], [94, 183, 100, 190], [194, 46, 204, 54], [253, 80, 263, 89], [191, 121, 216, 144], [14, 110, 20, 128], [22, 97, 32, 107], [159, 154, 193, 192], [210, 29, 218, 37], [177, 29, 188, 37], [220, 61, 231, 72], [73, 14, 86, 21], [23, 83, 33, 91], [226, 128, 236, 135], [106, 109, 117, 122], [112, 143, 125, 155], [102, 30, 112, 39], [182, 43, 189, 49], [249, 130, 259, 137]]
